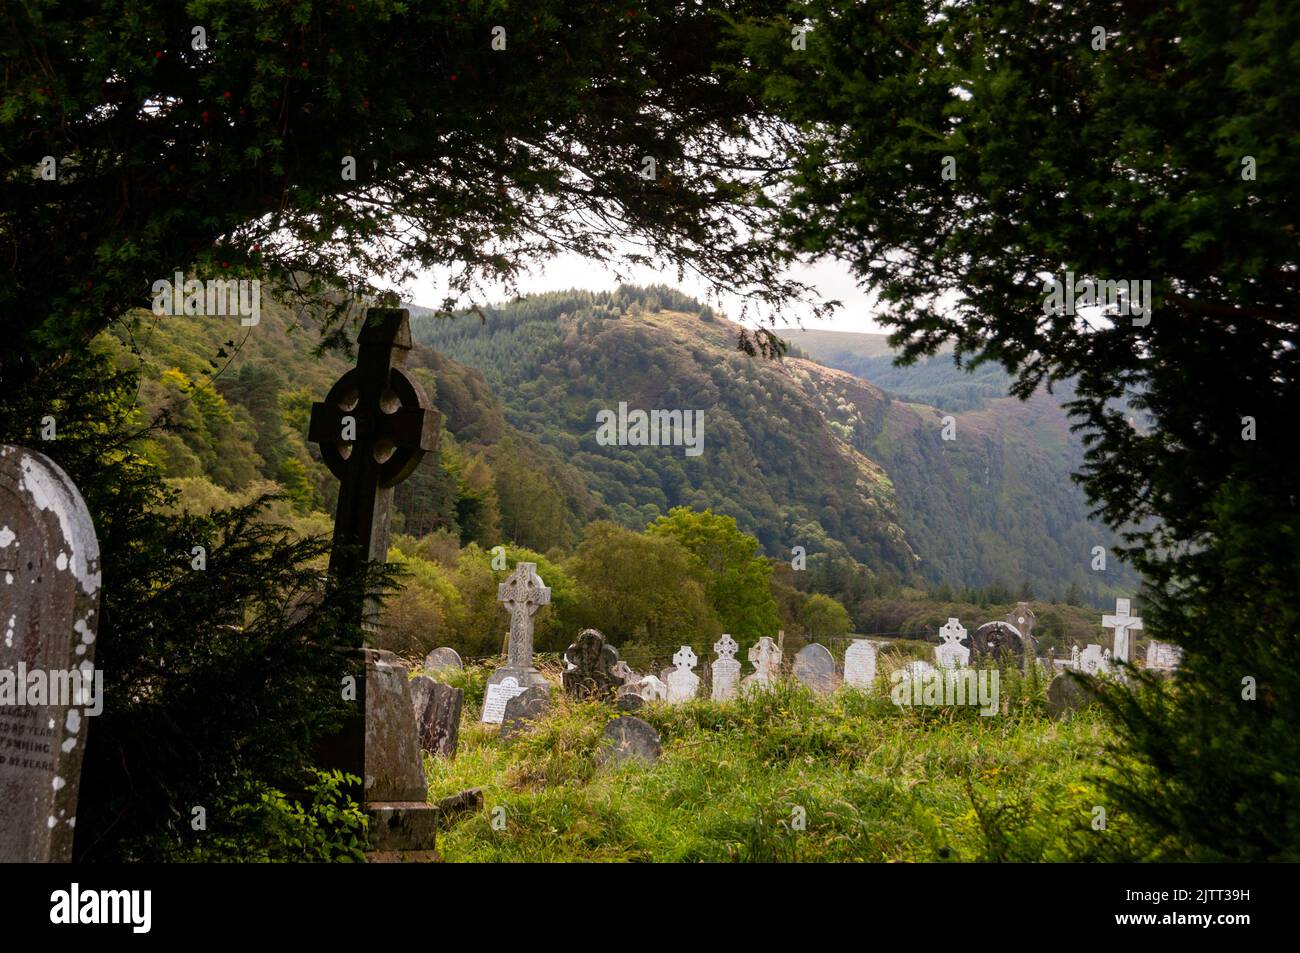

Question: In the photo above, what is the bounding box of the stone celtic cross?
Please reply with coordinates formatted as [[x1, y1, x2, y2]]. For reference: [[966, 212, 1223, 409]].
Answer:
[[308, 308, 441, 624], [305, 310, 443, 856], [498, 562, 551, 669]]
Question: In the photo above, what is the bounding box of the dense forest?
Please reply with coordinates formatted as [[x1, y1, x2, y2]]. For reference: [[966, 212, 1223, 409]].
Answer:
[[414, 285, 1137, 603]]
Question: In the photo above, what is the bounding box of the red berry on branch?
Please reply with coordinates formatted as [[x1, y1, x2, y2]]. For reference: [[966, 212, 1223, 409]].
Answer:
[[201, 111, 210, 122]]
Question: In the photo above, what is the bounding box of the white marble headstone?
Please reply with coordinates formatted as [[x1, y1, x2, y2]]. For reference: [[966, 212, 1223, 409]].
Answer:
[[1145, 640, 1182, 671], [934, 618, 970, 670], [843, 639, 880, 690], [636, 674, 668, 702], [740, 636, 782, 695], [480, 675, 526, 724], [711, 634, 741, 701], [666, 645, 700, 703], [1076, 644, 1111, 676], [1102, 597, 1143, 664]]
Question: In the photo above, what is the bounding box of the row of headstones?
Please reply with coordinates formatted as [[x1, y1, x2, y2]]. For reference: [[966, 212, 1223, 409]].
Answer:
[[418, 643, 662, 762], [559, 629, 880, 705]]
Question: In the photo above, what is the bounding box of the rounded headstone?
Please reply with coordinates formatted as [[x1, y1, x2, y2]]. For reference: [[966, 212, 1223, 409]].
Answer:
[[600, 716, 661, 765], [793, 643, 837, 694], [424, 646, 463, 673], [970, 621, 1027, 664], [616, 693, 646, 712], [1046, 673, 1098, 717], [500, 686, 552, 739]]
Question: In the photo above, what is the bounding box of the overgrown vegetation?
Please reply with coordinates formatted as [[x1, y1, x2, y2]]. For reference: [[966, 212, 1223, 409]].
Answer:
[[431, 674, 1172, 863]]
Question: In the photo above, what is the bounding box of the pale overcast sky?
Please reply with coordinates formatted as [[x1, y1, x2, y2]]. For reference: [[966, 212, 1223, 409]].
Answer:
[[405, 253, 890, 335]]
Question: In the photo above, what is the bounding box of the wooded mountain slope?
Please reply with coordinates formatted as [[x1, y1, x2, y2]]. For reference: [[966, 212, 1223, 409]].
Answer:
[[414, 287, 1136, 599]]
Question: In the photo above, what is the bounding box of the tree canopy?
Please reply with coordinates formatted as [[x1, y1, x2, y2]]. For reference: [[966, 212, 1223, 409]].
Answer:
[[1, 0, 819, 392]]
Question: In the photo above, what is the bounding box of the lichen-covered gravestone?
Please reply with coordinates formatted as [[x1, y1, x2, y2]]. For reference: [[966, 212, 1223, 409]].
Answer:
[[482, 562, 551, 723], [1047, 672, 1098, 717], [423, 646, 463, 673], [561, 628, 621, 701], [0, 446, 102, 862], [599, 716, 661, 765], [793, 643, 836, 694], [843, 639, 880, 690], [307, 309, 443, 859], [409, 674, 463, 759], [500, 686, 551, 740]]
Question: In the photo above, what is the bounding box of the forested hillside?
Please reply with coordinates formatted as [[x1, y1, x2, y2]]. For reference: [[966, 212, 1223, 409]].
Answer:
[[415, 287, 1136, 602], [97, 299, 606, 553], [91, 285, 1132, 670]]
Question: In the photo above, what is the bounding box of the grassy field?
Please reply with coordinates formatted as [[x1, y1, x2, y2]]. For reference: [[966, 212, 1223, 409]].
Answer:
[[426, 664, 1158, 862]]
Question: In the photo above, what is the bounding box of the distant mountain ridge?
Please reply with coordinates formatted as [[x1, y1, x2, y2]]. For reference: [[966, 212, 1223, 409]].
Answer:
[[413, 287, 1136, 599], [783, 327, 1016, 412]]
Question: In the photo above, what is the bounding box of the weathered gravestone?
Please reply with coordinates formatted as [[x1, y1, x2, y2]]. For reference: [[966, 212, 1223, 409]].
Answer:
[[1102, 598, 1143, 665], [409, 674, 463, 759], [634, 674, 668, 702], [793, 643, 837, 694], [1145, 640, 1182, 672], [710, 634, 741, 701], [500, 686, 551, 740], [898, 659, 938, 681], [740, 636, 782, 695], [934, 618, 970, 670], [307, 308, 442, 859], [1007, 602, 1036, 644], [0, 446, 102, 862], [599, 716, 661, 765], [666, 645, 700, 703], [1075, 644, 1112, 676], [611, 660, 640, 692], [616, 693, 646, 712], [1047, 672, 1099, 717], [970, 621, 1028, 664], [562, 628, 621, 701], [843, 639, 880, 690], [423, 646, 463, 673], [481, 562, 550, 723]]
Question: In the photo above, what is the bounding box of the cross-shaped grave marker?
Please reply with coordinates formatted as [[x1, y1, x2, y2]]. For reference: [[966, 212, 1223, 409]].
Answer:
[[481, 562, 552, 722], [1101, 597, 1143, 664], [309, 308, 441, 619], [307, 308, 442, 858]]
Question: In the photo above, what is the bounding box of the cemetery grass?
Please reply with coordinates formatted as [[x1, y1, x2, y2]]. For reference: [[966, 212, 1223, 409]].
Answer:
[[427, 669, 1168, 863]]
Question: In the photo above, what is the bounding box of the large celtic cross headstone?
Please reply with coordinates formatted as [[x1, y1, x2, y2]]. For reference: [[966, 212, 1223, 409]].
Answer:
[[307, 309, 443, 858], [309, 308, 441, 620], [481, 562, 551, 722]]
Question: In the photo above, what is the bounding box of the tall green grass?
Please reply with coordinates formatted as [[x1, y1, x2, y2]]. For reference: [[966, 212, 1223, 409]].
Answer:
[[427, 669, 1170, 862]]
